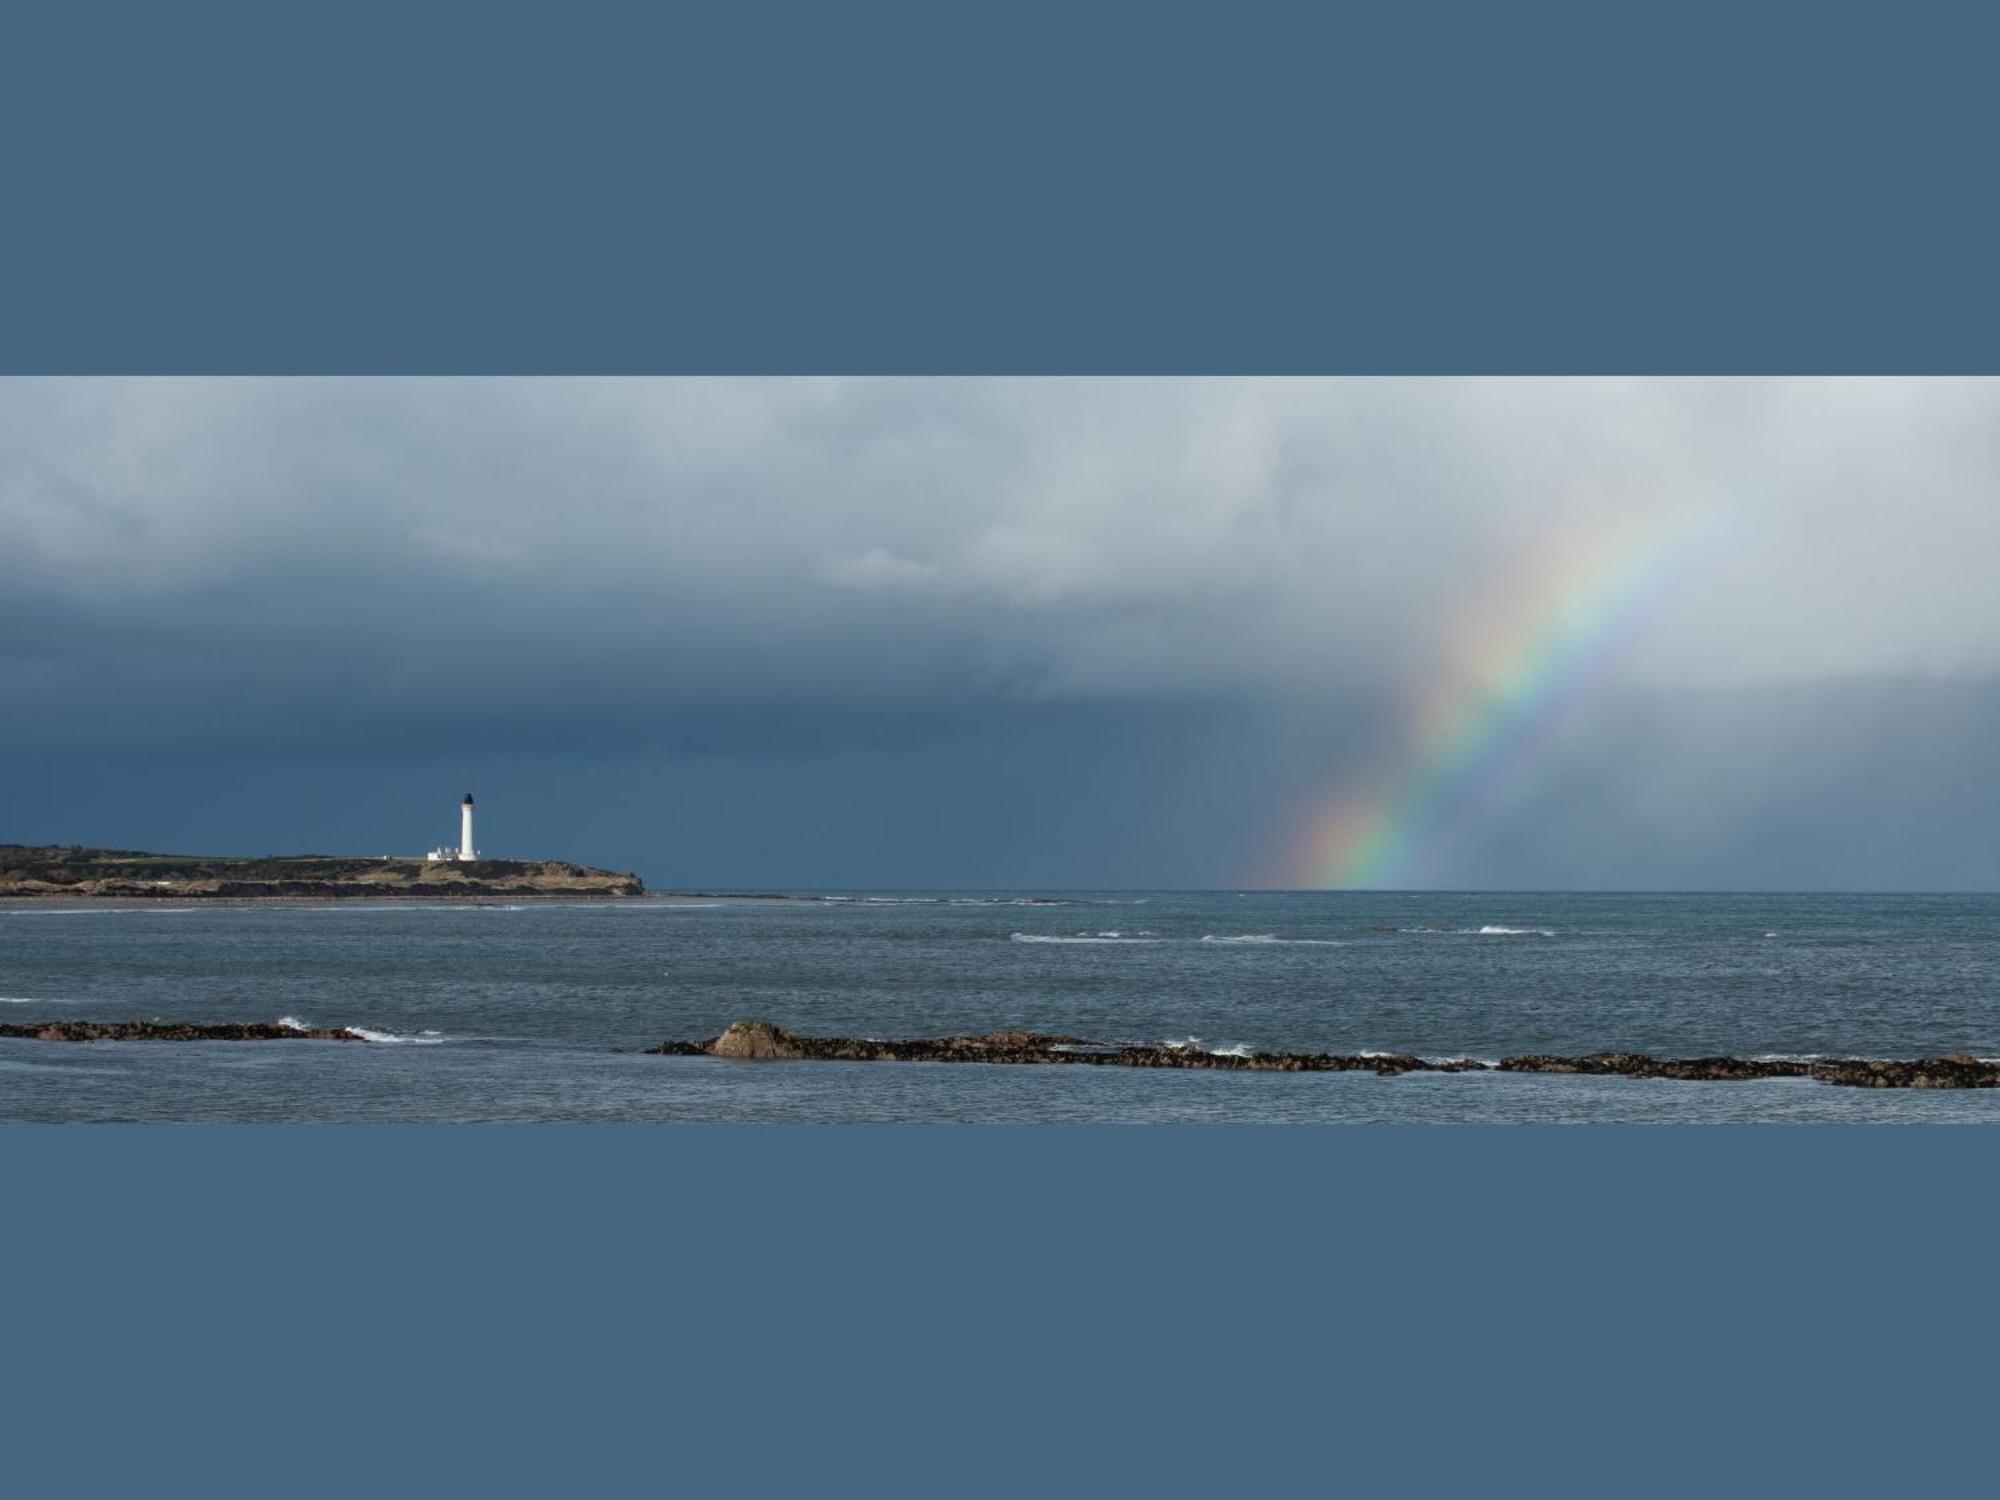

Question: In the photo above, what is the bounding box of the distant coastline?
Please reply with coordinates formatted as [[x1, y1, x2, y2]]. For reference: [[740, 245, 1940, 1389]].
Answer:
[[0, 844, 645, 900]]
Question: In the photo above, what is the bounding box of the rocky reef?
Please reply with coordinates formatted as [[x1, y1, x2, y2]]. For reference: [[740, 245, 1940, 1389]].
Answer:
[[650, 1021, 2000, 1090], [1495, 1051, 2000, 1088], [0, 1019, 364, 1042], [0, 844, 643, 899]]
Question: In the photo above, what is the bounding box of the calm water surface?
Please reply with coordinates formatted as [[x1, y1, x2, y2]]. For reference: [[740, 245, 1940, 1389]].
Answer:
[[4, 891, 1998, 1122]]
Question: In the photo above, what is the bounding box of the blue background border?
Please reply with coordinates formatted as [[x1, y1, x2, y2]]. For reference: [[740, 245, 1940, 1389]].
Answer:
[[6, 1, 1998, 373], [8, 1126, 1992, 1496], [4, 4, 1997, 1493]]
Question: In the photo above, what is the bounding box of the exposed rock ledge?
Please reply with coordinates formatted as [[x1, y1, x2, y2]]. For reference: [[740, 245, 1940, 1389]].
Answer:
[[0, 1020, 364, 1042], [649, 1021, 2000, 1090]]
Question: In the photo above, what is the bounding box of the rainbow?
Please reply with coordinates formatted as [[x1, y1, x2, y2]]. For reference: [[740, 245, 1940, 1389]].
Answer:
[[1287, 512, 1716, 889]]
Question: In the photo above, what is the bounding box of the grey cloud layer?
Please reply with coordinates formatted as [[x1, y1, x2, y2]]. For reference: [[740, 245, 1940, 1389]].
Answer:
[[8, 378, 2000, 740]]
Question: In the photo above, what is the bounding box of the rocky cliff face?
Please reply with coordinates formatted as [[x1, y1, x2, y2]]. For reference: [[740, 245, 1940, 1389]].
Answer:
[[0, 845, 644, 898]]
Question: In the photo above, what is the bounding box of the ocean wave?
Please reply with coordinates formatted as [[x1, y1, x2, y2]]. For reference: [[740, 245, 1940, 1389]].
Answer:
[[351, 1026, 446, 1045], [1399, 924, 1556, 937], [1010, 931, 1158, 944], [1198, 933, 1343, 946], [278, 1015, 446, 1045], [1158, 1036, 1260, 1058]]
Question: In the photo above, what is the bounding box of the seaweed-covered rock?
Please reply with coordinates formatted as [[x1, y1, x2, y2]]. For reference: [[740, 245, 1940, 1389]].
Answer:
[[650, 1024, 2000, 1090], [0, 1019, 364, 1042], [1806, 1055, 2000, 1090]]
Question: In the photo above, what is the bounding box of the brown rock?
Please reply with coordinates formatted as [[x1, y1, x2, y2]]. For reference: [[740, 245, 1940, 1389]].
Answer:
[[707, 1020, 805, 1060]]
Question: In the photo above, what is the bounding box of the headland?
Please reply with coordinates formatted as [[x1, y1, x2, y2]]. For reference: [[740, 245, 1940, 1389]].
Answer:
[[0, 844, 644, 900]]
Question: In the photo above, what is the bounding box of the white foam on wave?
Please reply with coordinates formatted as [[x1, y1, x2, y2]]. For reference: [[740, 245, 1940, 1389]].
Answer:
[[1335, 1047, 1501, 1065], [1395, 925, 1554, 936], [1011, 930, 1159, 944], [278, 1015, 445, 1044], [1155, 1036, 1255, 1056], [351, 1026, 446, 1045]]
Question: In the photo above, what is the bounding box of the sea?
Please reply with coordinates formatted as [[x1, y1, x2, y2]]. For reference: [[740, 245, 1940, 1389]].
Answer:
[[4, 890, 2000, 1123]]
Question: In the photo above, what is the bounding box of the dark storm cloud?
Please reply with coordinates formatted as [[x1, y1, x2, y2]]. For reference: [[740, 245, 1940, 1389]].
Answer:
[[4, 378, 1999, 887]]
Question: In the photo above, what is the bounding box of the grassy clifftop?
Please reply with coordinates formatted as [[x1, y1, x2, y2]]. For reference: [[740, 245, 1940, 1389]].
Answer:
[[0, 845, 644, 899]]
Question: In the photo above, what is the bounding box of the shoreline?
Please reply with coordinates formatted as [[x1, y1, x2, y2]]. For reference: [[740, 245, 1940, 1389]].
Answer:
[[0, 893, 778, 912]]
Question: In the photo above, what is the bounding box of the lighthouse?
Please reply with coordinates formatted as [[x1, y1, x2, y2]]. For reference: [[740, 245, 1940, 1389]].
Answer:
[[459, 793, 477, 862]]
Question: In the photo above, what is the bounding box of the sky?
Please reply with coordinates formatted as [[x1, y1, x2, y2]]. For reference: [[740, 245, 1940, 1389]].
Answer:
[[4, 376, 1999, 890]]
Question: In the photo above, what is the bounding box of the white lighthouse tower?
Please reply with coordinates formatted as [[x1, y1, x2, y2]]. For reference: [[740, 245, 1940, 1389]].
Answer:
[[426, 793, 481, 863]]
